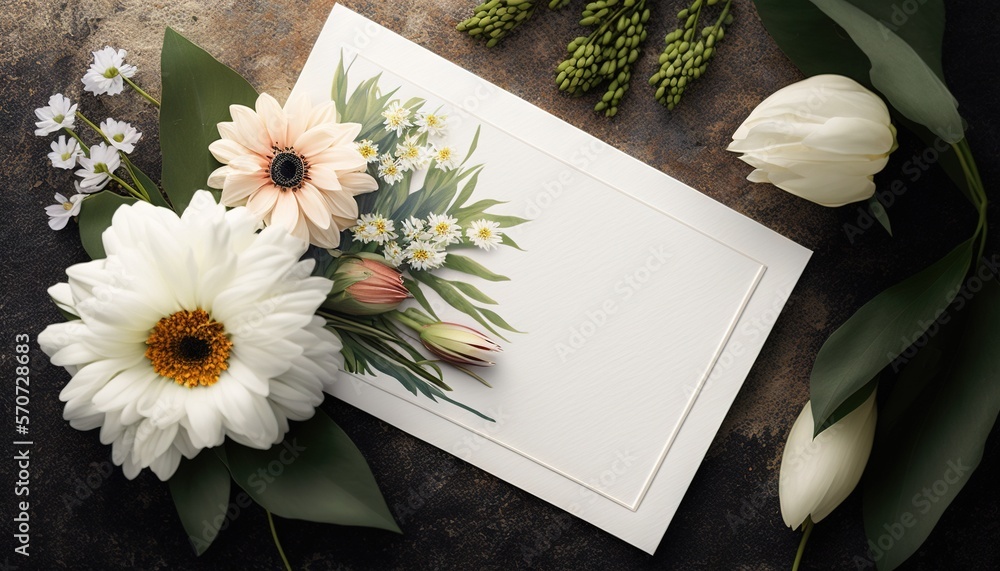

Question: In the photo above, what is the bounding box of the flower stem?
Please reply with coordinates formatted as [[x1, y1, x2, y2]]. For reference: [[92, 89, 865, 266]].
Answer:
[[266, 511, 292, 571], [792, 516, 814, 571], [62, 127, 90, 154], [952, 139, 988, 262], [122, 75, 161, 107], [75, 111, 105, 141], [391, 310, 427, 332], [108, 172, 146, 202]]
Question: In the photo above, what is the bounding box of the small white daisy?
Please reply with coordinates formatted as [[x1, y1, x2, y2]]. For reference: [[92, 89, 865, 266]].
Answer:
[[377, 154, 404, 184], [401, 216, 430, 243], [405, 239, 447, 271], [48, 135, 84, 170], [100, 118, 142, 154], [82, 46, 137, 96], [381, 102, 412, 136], [426, 213, 462, 245], [357, 213, 398, 245], [395, 135, 429, 172], [416, 111, 447, 137], [75, 142, 120, 192], [356, 139, 380, 163], [382, 241, 406, 267], [466, 219, 504, 251], [34, 94, 77, 136], [351, 220, 375, 243], [45, 190, 85, 230], [429, 145, 458, 171]]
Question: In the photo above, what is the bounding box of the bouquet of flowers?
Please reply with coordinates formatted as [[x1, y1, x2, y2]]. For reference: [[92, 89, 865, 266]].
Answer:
[[33, 29, 524, 564]]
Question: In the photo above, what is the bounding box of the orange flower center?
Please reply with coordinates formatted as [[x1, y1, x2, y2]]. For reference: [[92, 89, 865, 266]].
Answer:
[[145, 309, 233, 388]]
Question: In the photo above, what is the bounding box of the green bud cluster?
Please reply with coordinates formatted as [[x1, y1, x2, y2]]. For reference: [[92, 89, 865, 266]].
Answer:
[[458, 0, 569, 48], [555, 0, 650, 117], [648, 0, 733, 110]]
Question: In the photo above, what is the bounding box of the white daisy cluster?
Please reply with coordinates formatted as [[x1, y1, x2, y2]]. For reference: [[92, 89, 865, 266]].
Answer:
[[351, 211, 504, 270], [32, 46, 153, 231], [373, 105, 456, 185]]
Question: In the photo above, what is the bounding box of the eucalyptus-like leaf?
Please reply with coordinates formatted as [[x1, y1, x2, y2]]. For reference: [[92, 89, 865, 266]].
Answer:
[[864, 280, 1000, 570], [809, 0, 963, 143], [225, 411, 400, 533], [810, 238, 973, 435], [168, 450, 231, 556], [78, 191, 136, 259], [868, 196, 892, 236], [160, 28, 259, 213], [443, 254, 511, 282]]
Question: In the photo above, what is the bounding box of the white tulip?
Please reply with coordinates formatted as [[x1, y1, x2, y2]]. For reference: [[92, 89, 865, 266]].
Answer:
[[779, 390, 878, 529], [728, 75, 896, 207]]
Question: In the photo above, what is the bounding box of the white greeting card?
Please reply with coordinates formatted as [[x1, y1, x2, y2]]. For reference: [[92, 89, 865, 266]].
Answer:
[[291, 5, 810, 553]]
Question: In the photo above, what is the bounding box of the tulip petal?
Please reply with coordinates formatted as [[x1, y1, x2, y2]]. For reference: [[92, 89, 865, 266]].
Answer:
[[803, 117, 895, 156]]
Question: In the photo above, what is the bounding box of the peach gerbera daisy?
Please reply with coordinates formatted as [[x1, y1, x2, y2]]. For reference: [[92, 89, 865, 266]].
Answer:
[[207, 93, 378, 248]]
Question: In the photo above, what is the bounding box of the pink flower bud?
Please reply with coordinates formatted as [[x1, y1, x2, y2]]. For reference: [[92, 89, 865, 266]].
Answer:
[[419, 322, 502, 367], [324, 256, 409, 316]]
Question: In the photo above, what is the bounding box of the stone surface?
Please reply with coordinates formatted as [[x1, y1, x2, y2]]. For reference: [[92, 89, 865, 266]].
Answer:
[[1, 0, 998, 569]]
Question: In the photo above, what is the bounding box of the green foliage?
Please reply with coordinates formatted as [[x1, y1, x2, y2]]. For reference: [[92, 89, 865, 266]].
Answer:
[[77, 191, 137, 259], [160, 28, 259, 214], [650, 0, 733, 110], [224, 411, 400, 533], [809, 239, 973, 435], [168, 450, 231, 555], [864, 281, 1000, 570]]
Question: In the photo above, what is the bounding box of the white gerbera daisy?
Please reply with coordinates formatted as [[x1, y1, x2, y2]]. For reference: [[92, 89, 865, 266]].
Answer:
[[45, 189, 85, 230], [401, 216, 429, 243], [426, 213, 462, 245], [415, 112, 447, 137], [405, 239, 446, 271], [395, 135, 429, 172], [466, 219, 504, 251], [100, 118, 142, 154], [38, 191, 343, 481], [48, 135, 84, 170], [429, 144, 458, 171], [382, 241, 406, 267], [75, 142, 120, 191], [82, 47, 137, 96], [381, 102, 412, 136], [356, 139, 379, 163], [207, 93, 378, 249], [377, 154, 404, 184], [34, 94, 77, 136]]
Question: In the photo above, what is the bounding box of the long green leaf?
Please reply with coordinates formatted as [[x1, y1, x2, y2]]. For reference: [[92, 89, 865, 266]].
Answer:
[[863, 280, 1000, 570], [225, 411, 400, 533], [809, 0, 963, 143], [168, 450, 232, 556], [447, 279, 498, 305], [78, 191, 137, 259], [160, 28, 259, 213], [412, 271, 506, 340], [124, 160, 170, 208], [810, 238, 973, 434], [443, 254, 511, 282]]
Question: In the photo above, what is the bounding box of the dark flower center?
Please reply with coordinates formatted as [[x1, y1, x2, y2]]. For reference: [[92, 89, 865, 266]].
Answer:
[[269, 150, 306, 190], [177, 336, 212, 361]]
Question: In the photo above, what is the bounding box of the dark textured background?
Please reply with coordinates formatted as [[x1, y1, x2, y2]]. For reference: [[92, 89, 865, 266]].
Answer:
[[1, 0, 998, 569]]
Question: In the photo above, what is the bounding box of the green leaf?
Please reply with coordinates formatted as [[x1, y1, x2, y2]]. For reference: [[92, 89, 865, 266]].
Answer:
[[168, 450, 232, 556], [331, 52, 349, 113], [863, 280, 1000, 570], [450, 167, 483, 210], [809, 0, 963, 143], [478, 306, 524, 334], [443, 254, 511, 282], [124, 160, 170, 208], [411, 271, 507, 340], [752, 0, 872, 83], [810, 238, 973, 434], [403, 277, 439, 320], [868, 196, 892, 236], [447, 279, 498, 305], [78, 191, 137, 259], [225, 411, 400, 533], [160, 28, 259, 213], [461, 126, 482, 166]]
